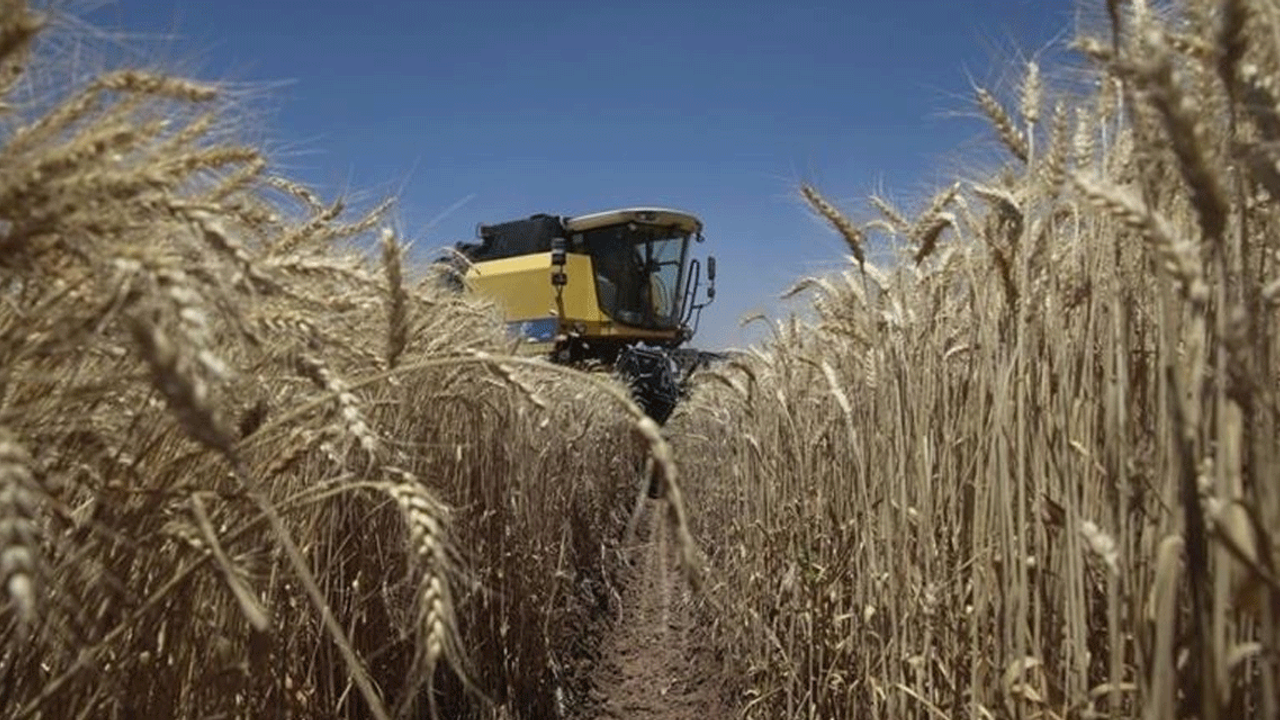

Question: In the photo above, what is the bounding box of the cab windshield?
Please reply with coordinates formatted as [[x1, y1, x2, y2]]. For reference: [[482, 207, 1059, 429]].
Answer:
[[580, 223, 690, 330]]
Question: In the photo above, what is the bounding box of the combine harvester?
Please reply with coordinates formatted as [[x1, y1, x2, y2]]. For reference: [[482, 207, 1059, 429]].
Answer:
[[447, 207, 721, 423]]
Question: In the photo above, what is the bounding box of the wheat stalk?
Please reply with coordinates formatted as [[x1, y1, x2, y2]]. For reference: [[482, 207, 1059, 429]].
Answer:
[[188, 492, 269, 631], [1217, 0, 1250, 96]]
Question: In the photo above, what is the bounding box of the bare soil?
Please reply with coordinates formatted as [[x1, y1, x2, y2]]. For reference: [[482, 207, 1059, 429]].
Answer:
[[575, 502, 728, 720]]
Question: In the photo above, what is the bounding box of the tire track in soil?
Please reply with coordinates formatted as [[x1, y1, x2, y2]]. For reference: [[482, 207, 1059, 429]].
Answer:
[[584, 501, 726, 720]]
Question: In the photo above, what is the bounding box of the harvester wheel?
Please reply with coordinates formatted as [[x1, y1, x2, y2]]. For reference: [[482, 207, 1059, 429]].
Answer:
[[615, 345, 681, 425]]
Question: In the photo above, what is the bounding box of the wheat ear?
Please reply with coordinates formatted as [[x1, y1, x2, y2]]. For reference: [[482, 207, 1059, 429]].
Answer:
[[1074, 174, 1208, 304], [1137, 30, 1229, 242], [0, 428, 40, 635], [384, 472, 469, 718], [381, 229, 409, 369], [909, 182, 960, 265], [295, 353, 380, 460], [1020, 60, 1042, 126], [870, 195, 909, 233], [801, 183, 865, 268], [127, 315, 235, 454], [0, 0, 41, 101], [977, 86, 1029, 162]]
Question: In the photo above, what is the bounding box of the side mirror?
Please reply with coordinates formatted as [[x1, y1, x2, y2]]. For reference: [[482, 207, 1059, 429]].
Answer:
[[550, 237, 567, 286], [707, 255, 716, 282]]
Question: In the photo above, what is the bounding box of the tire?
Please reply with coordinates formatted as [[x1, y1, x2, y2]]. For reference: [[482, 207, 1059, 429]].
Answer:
[[615, 345, 681, 425]]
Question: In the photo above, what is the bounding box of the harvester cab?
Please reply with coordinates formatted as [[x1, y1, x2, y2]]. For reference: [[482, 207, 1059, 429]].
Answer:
[[448, 207, 719, 422]]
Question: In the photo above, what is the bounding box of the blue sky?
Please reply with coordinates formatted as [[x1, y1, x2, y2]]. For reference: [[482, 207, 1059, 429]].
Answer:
[[84, 0, 1073, 350]]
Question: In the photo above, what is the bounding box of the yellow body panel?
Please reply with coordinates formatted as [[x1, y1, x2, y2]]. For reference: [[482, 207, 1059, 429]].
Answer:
[[465, 252, 682, 346], [466, 252, 603, 323]]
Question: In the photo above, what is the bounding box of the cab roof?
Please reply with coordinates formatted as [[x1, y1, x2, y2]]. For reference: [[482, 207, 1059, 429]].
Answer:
[[564, 208, 702, 235]]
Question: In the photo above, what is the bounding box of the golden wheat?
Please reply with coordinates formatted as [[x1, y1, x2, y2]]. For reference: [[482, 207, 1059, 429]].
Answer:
[[671, 2, 1280, 718], [0, 4, 658, 717]]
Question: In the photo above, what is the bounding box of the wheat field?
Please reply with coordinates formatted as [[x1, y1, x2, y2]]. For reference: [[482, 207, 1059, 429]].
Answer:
[[673, 1, 1280, 717], [2, 0, 1279, 718], [0, 1, 696, 717]]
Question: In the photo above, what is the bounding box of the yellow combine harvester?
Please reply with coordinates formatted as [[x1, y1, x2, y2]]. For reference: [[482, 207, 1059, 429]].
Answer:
[[448, 207, 719, 423]]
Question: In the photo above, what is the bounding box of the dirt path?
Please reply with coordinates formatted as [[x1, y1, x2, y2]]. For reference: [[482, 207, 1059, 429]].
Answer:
[[581, 501, 726, 720]]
